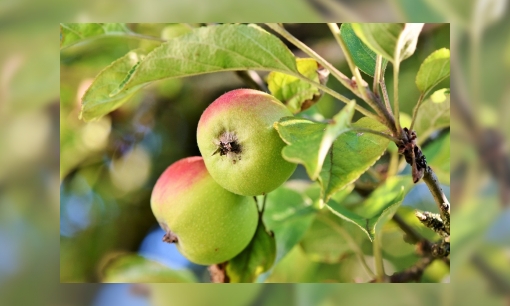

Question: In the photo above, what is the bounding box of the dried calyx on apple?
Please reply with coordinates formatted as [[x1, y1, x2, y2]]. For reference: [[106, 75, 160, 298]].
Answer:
[[197, 89, 296, 196]]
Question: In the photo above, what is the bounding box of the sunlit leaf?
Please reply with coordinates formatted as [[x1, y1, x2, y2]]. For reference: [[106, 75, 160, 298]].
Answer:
[[227, 222, 276, 283], [414, 88, 450, 140], [80, 49, 149, 121], [416, 48, 450, 93], [276, 116, 390, 203], [112, 24, 299, 96], [101, 254, 196, 282], [327, 176, 409, 241], [268, 58, 329, 114], [351, 23, 424, 64], [319, 118, 391, 202], [275, 101, 355, 180], [339, 23, 388, 77]]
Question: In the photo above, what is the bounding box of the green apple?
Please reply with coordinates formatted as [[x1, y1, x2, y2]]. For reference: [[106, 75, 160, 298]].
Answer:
[[151, 156, 258, 265], [197, 89, 296, 196]]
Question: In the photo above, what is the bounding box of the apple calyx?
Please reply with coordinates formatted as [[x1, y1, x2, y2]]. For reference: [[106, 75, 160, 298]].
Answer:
[[212, 131, 242, 164], [162, 230, 178, 243]]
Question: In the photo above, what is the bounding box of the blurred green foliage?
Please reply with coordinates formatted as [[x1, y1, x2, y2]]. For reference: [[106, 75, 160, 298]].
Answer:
[[2, 0, 509, 304]]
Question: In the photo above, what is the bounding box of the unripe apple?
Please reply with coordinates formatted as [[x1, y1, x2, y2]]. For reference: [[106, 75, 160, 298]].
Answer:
[[150, 156, 258, 265], [197, 89, 296, 196]]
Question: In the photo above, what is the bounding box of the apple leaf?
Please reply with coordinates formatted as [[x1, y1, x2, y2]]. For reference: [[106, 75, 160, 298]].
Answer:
[[339, 23, 388, 77], [227, 221, 276, 283], [413, 88, 450, 141], [111, 23, 299, 97], [326, 176, 410, 241], [416, 48, 450, 94], [81, 23, 303, 121], [276, 115, 390, 203], [267, 58, 329, 114], [423, 132, 450, 185], [275, 101, 356, 181], [261, 186, 316, 272], [60, 23, 131, 49], [101, 254, 196, 283], [299, 211, 351, 263], [351, 23, 424, 64], [80, 49, 149, 121], [318, 117, 391, 203]]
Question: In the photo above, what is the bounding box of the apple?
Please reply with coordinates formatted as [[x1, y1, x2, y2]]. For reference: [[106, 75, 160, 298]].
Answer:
[[197, 89, 296, 196], [151, 156, 258, 265]]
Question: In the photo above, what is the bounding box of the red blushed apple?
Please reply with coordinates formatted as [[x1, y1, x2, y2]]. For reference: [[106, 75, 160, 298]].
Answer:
[[151, 156, 258, 265], [197, 89, 296, 196]]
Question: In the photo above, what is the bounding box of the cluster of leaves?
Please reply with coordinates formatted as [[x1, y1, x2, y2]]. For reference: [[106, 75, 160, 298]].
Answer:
[[60, 23, 450, 283]]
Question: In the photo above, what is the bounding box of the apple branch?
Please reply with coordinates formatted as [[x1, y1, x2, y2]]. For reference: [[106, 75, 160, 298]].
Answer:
[[267, 23, 398, 136]]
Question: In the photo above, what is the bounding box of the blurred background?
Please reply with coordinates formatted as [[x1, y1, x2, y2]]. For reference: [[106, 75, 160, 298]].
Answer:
[[1, 0, 509, 305]]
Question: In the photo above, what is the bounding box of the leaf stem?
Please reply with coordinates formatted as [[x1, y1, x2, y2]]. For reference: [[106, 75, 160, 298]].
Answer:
[[327, 23, 397, 129], [393, 62, 402, 137], [373, 55, 383, 95], [373, 236, 386, 282], [266, 23, 353, 92], [266, 23, 352, 89], [261, 194, 267, 215], [379, 79, 393, 114], [327, 23, 369, 102], [409, 92, 425, 131], [267, 23, 397, 133]]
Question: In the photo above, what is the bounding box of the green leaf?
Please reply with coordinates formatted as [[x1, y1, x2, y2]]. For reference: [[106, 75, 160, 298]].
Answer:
[[300, 211, 351, 263], [414, 88, 450, 140], [423, 132, 450, 185], [326, 176, 409, 241], [101, 254, 196, 283], [339, 23, 388, 77], [112, 23, 299, 97], [416, 48, 450, 93], [227, 222, 276, 283], [351, 23, 424, 64], [262, 186, 316, 265], [80, 49, 149, 121], [60, 23, 130, 49], [267, 58, 328, 114], [275, 101, 356, 181], [319, 117, 391, 202]]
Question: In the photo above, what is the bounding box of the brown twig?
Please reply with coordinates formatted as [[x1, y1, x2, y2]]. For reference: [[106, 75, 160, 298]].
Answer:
[[392, 214, 424, 244], [387, 257, 433, 283]]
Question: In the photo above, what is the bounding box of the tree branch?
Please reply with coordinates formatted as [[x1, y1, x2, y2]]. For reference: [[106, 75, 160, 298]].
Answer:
[[387, 257, 433, 283]]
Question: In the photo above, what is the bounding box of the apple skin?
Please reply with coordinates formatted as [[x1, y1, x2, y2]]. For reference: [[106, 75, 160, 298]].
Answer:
[[151, 156, 258, 265], [197, 89, 296, 196]]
